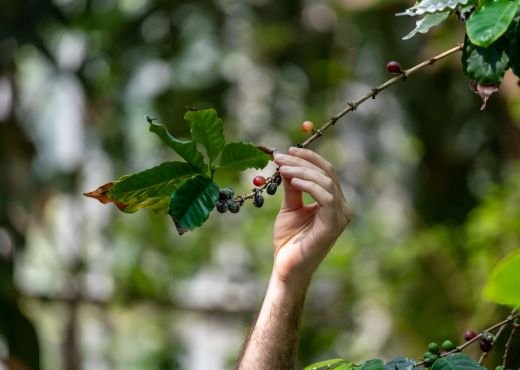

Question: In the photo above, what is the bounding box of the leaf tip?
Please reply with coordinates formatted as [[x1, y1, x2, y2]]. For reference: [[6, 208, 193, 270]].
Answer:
[[83, 182, 128, 211]]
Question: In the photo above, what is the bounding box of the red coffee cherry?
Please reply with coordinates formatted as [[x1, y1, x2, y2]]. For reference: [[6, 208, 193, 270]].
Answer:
[[253, 176, 266, 187], [386, 61, 402, 74]]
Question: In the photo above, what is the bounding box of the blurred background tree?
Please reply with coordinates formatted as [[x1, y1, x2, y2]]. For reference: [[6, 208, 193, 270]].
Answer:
[[1, 0, 519, 369]]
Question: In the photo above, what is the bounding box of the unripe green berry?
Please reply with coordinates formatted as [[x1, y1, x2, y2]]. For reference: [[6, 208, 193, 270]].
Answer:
[[429, 354, 439, 363], [428, 342, 440, 354], [266, 183, 278, 195], [423, 357, 433, 367], [442, 340, 455, 351], [424, 352, 433, 360], [495, 366, 504, 370]]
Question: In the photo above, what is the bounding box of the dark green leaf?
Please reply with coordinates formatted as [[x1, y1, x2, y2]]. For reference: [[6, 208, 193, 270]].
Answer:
[[506, 15, 520, 77], [432, 354, 486, 370], [384, 357, 416, 370], [357, 359, 385, 370], [169, 175, 219, 232], [403, 12, 450, 40], [219, 142, 271, 171], [148, 119, 207, 173], [397, 0, 472, 16], [186, 108, 225, 165], [462, 35, 510, 84], [107, 162, 202, 213], [466, 0, 519, 47], [303, 359, 353, 370], [484, 248, 520, 306]]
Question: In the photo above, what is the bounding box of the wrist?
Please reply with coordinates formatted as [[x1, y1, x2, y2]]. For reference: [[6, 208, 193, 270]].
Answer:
[[270, 267, 313, 296]]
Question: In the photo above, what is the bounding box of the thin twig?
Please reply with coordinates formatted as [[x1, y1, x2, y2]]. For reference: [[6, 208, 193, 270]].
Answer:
[[234, 43, 464, 203], [502, 317, 519, 368]]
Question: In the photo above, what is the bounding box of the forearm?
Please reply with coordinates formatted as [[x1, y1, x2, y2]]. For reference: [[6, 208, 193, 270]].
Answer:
[[236, 274, 311, 370]]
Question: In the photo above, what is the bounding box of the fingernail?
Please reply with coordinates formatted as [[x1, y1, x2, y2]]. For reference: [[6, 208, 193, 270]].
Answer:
[[274, 153, 287, 160], [289, 146, 301, 153]]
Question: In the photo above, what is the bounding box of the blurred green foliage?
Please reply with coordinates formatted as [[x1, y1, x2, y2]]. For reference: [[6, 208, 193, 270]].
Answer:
[[1, 0, 520, 369]]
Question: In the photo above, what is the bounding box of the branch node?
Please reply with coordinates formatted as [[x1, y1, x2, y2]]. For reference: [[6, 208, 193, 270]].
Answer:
[[297, 143, 303, 148], [371, 88, 379, 99], [347, 102, 357, 111], [401, 71, 408, 81], [428, 57, 435, 65]]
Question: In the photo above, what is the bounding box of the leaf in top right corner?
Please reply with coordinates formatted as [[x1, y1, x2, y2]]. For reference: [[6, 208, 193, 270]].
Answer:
[[432, 354, 486, 370], [484, 248, 520, 307], [466, 0, 519, 47]]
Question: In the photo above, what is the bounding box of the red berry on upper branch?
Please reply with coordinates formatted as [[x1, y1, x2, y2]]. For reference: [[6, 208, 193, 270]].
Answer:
[[253, 176, 266, 187], [386, 61, 402, 74]]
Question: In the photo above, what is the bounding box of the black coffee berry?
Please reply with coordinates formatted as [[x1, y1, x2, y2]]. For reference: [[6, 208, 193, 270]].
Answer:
[[227, 200, 240, 213], [216, 201, 227, 213], [266, 183, 278, 195], [481, 331, 494, 344], [274, 174, 282, 186], [219, 187, 234, 201], [253, 194, 264, 208]]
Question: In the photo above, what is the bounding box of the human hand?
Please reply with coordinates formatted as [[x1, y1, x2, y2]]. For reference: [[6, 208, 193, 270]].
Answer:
[[272, 147, 352, 287]]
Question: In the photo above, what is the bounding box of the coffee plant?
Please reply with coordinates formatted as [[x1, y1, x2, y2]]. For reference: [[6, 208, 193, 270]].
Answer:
[[82, 0, 520, 366]]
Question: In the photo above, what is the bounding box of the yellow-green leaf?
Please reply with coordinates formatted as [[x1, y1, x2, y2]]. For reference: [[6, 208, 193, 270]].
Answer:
[[484, 248, 520, 307]]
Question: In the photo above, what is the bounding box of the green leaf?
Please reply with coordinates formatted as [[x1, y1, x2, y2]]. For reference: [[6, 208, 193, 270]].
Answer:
[[397, 0, 471, 16], [432, 354, 486, 370], [357, 359, 385, 370], [466, 0, 519, 47], [107, 162, 201, 213], [484, 248, 520, 306], [462, 35, 510, 84], [219, 142, 271, 171], [185, 108, 225, 165], [384, 357, 416, 370], [303, 359, 353, 370], [506, 15, 520, 77], [403, 12, 450, 40], [148, 118, 207, 173], [169, 175, 219, 233]]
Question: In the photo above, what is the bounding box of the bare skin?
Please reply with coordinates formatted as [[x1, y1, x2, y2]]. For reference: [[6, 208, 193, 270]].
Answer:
[[236, 147, 352, 370]]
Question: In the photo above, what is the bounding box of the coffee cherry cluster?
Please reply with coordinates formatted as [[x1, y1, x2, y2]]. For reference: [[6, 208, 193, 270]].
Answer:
[[216, 187, 241, 214], [252, 173, 282, 208], [422, 340, 456, 367]]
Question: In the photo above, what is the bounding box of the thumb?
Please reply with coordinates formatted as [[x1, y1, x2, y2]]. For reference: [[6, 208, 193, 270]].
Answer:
[[280, 176, 303, 211]]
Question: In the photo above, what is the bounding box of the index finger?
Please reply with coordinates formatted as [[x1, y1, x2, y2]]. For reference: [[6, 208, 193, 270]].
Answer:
[[288, 147, 337, 181]]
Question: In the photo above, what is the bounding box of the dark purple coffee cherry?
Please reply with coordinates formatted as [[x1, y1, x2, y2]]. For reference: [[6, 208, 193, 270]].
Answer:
[[266, 183, 278, 195], [219, 187, 234, 201], [464, 330, 477, 341], [479, 339, 493, 352], [226, 199, 240, 213], [216, 201, 227, 213], [386, 61, 402, 74], [274, 174, 282, 186], [481, 331, 494, 344], [253, 193, 264, 208]]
